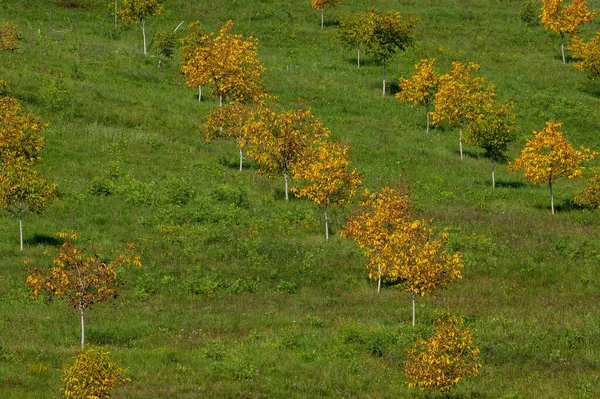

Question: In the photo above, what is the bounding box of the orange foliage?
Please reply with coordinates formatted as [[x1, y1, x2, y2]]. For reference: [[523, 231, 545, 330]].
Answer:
[[397, 58, 440, 132]]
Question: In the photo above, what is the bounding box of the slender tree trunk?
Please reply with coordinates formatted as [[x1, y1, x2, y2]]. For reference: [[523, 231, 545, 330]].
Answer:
[[382, 63, 387, 96], [19, 206, 23, 251], [199, 85, 202, 102], [459, 124, 464, 160], [324, 207, 329, 241], [357, 47, 360, 68], [219, 94, 223, 107], [321, 9, 324, 29], [411, 292, 416, 327], [491, 159, 496, 188], [284, 169, 289, 201], [561, 32, 566, 64], [549, 179, 555, 215], [142, 19, 147, 55], [80, 307, 85, 348], [239, 147, 243, 172], [377, 264, 382, 293], [114, 0, 118, 29]]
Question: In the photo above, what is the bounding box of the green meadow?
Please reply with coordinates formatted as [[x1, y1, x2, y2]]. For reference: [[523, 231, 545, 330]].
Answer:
[[1, 0, 600, 397]]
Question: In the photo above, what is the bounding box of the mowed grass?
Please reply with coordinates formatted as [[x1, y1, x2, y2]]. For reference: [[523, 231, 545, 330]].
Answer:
[[1, 0, 600, 397]]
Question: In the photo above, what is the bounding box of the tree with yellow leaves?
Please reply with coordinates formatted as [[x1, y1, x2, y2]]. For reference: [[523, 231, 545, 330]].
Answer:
[[180, 21, 266, 105], [574, 173, 600, 208], [508, 121, 596, 214], [464, 100, 517, 187], [180, 21, 212, 101], [405, 313, 481, 394], [569, 31, 600, 79], [382, 219, 463, 326], [203, 101, 268, 171], [397, 58, 440, 133], [292, 139, 361, 240], [26, 232, 142, 348], [0, 97, 56, 250], [312, 0, 342, 29], [119, 0, 165, 55], [340, 185, 412, 292], [245, 107, 330, 201], [62, 346, 130, 399], [433, 61, 495, 160], [540, 0, 596, 64]]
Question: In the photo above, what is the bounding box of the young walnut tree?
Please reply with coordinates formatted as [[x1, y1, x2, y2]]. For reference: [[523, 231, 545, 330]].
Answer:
[[397, 58, 440, 133], [119, 0, 165, 55], [26, 232, 142, 348], [569, 31, 600, 79], [364, 11, 415, 96], [338, 11, 374, 67], [508, 121, 596, 214], [540, 0, 596, 64], [311, 0, 342, 29], [341, 186, 412, 292], [292, 139, 361, 240], [433, 61, 496, 160]]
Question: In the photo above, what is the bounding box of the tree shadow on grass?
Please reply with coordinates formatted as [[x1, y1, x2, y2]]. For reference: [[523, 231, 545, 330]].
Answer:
[[323, 19, 340, 28], [494, 180, 527, 189], [217, 155, 255, 171], [533, 198, 587, 213], [24, 234, 63, 247]]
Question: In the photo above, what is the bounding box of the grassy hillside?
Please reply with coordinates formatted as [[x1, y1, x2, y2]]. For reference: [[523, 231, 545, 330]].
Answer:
[[1, 0, 600, 397]]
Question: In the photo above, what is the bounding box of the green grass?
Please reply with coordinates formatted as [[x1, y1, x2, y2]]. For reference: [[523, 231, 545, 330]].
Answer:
[[2, 0, 600, 397]]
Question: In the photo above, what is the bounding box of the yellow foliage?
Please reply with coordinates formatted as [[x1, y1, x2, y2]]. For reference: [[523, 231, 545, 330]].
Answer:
[[540, 0, 595, 36], [291, 139, 361, 210], [311, 0, 341, 11], [569, 32, 600, 79], [0, 22, 19, 51], [405, 314, 481, 393], [118, 0, 163, 25], [574, 173, 600, 208], [508, 121, 595, 185], [397, 58, 439, 110], [180, 20, 266, 103], [62, 346, 130, 399]]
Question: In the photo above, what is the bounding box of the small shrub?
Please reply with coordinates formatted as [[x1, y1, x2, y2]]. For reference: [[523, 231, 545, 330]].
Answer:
[[277, 280, 299, 294], [519, 1, 539, 26], [0, 22, 19, 51], [153, 30, 176, 60], [210, 184, 250, 208], [367, 330, 398, 357], [62, 346, 129, 399], [164, 176, 195, 206], [133, 273, 160, 299], [183, 267, 224, 296]]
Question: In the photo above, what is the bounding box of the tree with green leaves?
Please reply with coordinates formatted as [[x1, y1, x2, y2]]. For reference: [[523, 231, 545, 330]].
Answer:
[[364, 11, 415, 96], [119, 0, 165, 55], [338, 11, 374, 68], [464, 100, 517, 187]]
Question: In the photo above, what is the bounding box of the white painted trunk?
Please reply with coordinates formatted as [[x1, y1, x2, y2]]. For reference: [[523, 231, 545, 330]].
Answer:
[[142, 20, 147, 55], [561, 34, 566, 64], [284, 170, 289, 201], [80, 307, 85, 348], [426, 109, 430, 134], [114, 0, 118, 29], [357, 48, 360, 68], [459, 126, 464, 160], [549, 180, 555, 215], [219, 94, 223, 107], [199, 85, 202, 102], [382, 63, 386, 96], [492, 159, 496, 188], [321, 9, 324, 29], [324, 208, 329, 241], [19, 210, 23, 251], [239, 147, 243, 172], [377, 264, 382, 293]]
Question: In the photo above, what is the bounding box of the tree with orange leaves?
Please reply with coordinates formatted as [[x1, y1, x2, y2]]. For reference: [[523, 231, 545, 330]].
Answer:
[[508, 121, 596, 214], [397, 58, 440, 133], [433, 61, 495, 160], [245, 107, 330, 201], [180, 20, 266, 105], [292, 139, 361, 240], [26, 232, 142, 348], [405, 313, 481, 393], [540, 0, 595, 64], [569, 31, 600, 79], [340, 186, 412, 292], [312, 0, 342, 29]]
